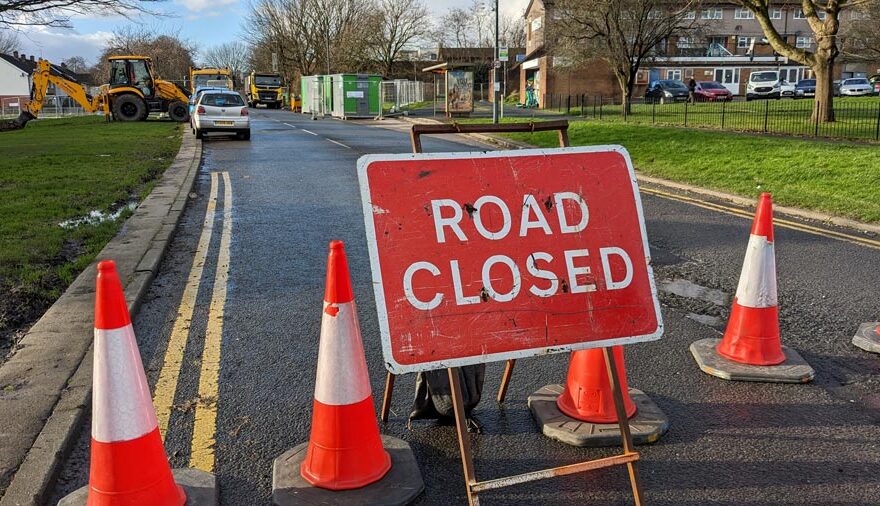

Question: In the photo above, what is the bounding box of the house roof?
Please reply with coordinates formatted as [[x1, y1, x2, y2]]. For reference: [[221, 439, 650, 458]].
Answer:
[[0, 52, 83, 83]]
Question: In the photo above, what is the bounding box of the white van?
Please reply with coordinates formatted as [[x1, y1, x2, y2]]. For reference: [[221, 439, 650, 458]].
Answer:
[[746, 71, 782, 100]]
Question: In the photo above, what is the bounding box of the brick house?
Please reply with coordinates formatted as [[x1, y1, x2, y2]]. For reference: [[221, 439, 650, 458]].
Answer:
[[0, 51, 89, 104], [518, 0, 880, 105]]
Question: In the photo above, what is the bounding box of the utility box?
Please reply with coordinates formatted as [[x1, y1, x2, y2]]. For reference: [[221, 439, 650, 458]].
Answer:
[[300, 75, 326, 115], [328, 74, 382, 119]]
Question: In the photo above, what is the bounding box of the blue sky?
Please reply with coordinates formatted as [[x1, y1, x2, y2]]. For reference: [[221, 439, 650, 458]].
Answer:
[[16, 0, 528, 65]]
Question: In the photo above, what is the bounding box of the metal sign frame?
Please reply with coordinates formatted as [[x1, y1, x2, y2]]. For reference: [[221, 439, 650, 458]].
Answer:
[[362, 121, 647, 505]]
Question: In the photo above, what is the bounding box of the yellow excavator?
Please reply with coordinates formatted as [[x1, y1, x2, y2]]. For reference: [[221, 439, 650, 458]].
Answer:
[[7, 55, 190, 130]]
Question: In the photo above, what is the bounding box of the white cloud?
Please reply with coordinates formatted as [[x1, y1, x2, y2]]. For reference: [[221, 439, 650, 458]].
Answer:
[[17, 29, 113, 64], [175, 0, 237, 12]]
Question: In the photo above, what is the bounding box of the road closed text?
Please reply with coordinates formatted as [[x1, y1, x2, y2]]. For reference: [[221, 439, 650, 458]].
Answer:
[[403, 192, 634, 310]]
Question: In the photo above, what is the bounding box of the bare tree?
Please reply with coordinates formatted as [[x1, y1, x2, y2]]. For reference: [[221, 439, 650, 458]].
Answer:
[[438, 8, 476, 47], [203, 41, 251, 84], [735, 0, 853, 122], [842, 1, 880, 61], [499, 14, 526, 48], [61, 55, 89, 72], [371, 0, 428, 77], [0, 29, 20, 53], [0, 0, 163, 29], [92, 26, 197, 85], [553, 0, 698, 114]]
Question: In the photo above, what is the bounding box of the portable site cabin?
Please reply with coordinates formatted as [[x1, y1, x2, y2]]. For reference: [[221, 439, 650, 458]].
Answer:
[[300, 75, 325, 115], [328, 74, 382, 119]]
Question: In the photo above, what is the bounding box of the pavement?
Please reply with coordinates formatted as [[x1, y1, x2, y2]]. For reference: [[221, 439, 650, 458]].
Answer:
[[39, 108, 880, 505]]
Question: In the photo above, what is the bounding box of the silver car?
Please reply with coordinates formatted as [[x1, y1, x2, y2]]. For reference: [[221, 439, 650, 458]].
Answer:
[[193, 90, 250, 140], [838, 78, 875, 97]]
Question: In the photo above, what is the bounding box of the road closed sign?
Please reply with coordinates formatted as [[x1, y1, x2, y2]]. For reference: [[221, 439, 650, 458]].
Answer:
[[358, 146, 662, 374]]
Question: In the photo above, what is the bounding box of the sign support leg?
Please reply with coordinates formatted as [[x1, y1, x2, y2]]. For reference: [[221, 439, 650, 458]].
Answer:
[[380, 372, 395, 423], [603, 347, 645, 505], [496, 359, 515, 403], [449, 367, 480, 506]]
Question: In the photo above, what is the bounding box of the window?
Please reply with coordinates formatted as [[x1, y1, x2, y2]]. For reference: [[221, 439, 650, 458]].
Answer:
[[701, 8, 723, 19], [678, 37, 694, 48], [796, 36, 812, 48], [666, 69, 682, 80], [531, 16, 543, 31], [735, 8, 754, 19], [770, 8, 782, 19], [200, 93, 244, 107], [684, 10, 696, 19], [794, 10, 825, 20], [737, 36, 753, 48]]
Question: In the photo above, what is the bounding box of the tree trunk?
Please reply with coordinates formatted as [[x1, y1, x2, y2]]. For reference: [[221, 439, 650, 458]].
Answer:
[[812, 56, 835, 123]]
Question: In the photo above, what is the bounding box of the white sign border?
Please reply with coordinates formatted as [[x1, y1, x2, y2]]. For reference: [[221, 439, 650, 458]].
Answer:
[[357, 145, 664, 374]]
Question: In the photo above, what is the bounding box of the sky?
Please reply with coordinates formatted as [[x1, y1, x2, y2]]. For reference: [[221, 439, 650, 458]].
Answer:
[[13, 0, 530, 65]]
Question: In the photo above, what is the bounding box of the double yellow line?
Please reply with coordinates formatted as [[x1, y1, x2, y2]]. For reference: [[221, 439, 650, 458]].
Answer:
[[152, 171, 232, 473], [641, 187, 880, 251]]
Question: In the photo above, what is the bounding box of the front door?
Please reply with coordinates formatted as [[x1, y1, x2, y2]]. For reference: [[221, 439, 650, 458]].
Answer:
[[714, 68, 741, 95]]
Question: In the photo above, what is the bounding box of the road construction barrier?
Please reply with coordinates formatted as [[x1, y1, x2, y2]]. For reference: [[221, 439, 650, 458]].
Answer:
[[529, 346, 669, 447], [59, 260, 216, 506], [690, 193, 815, 383], [271, 241, 424, 505], [852, 321, 880, 354]]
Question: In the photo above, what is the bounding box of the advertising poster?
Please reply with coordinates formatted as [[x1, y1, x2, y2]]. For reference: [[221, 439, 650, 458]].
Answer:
[[446, 70, 474, 114]]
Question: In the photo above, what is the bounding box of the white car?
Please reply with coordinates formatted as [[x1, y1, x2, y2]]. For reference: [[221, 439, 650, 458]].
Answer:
[[193, 90, 250, 140], [838, 78, 875, 97]]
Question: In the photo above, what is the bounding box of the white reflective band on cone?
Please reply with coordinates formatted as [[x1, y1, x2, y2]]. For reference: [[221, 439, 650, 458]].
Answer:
[[735, 234, 778, 308], [314, 301, 372, 406], [93, 325, 159, 442]]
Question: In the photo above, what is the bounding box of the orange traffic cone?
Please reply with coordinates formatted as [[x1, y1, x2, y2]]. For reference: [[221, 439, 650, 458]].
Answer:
[[556, 346, 636, 423], [299, 240, 392, 490], [716, 193, 785, 366], [88, 260, 185, 505], [690, 193, 814, 383]]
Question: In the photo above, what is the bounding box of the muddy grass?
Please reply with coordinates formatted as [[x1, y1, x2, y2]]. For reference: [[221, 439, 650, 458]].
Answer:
[[0, 116, 181, 364]]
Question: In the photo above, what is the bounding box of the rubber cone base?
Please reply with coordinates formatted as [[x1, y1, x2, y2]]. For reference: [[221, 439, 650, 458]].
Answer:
[[528, 384, 669, 447], [690, 338, 814, 383], [272, 435, 424, 506], [852, 322, 880, 354], [59, 468, 217, 506]]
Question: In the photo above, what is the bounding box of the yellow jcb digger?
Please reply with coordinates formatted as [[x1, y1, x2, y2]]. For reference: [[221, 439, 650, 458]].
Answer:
[[6, 55, 190, 130]]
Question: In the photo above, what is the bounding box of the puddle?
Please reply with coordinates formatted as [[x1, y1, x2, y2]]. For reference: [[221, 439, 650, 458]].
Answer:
[[659, 279, 729, 307], [59, 201, 138, 229]]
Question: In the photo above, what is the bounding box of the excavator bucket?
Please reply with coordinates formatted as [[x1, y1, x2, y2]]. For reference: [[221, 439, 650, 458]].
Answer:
[[0, 111, 35, 132]]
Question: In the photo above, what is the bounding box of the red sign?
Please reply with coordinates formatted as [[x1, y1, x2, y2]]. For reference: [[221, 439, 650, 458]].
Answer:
[[358, 147, 662, 374]]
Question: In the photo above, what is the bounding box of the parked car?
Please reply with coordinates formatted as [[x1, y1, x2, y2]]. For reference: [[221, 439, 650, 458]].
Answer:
[[745, 71, 782, 100], [693, 81, 733, 101], [189, 86, 227, 125], [833, 80, 841, 96], [779, 79, 796, 98], [794, 79, 816, 98], [645, 80, 690, 103], [871, 75, 880, 93], [839, 78, 876, 97], [193, 90, 250, 140]]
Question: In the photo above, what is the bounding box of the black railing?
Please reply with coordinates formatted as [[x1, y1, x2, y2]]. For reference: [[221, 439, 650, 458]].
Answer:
[[541, 93, 880, 142]]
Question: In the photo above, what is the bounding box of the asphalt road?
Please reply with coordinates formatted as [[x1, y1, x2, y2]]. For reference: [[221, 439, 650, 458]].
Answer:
[[51, 108, 880, 505]]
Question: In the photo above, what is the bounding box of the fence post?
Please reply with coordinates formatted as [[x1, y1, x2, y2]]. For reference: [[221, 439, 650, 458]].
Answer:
[[684, 101, 688, 127], [875, 102, 880, 141], [566, 95, 571, 115], [652, 99, 656, 124], [599, 96, 603, 120], [581, 94, 585, 117], [814, 100, 820, 137], [721, 100, 726, 129], [763, 99, 769, 133]]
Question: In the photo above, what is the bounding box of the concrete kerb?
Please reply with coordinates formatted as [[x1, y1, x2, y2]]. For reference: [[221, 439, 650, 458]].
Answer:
[[0, 128, 202, 506], [396, 116, 880, 237]]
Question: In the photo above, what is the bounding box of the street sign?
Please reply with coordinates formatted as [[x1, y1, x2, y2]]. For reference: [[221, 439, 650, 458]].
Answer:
[[358, 147, 662, 374], [516, 53, 526, 63], [271, 52, 278, 72], [499, 47, 509, 62]]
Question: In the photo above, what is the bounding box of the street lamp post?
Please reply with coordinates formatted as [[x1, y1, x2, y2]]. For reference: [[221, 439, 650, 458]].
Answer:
[[493, 0, 500, 124]]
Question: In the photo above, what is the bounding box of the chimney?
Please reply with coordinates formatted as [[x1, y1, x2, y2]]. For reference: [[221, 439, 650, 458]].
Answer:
[[30, 55, 35, 62], [12, 51, 18, 59], [19, 53, 25, 60]]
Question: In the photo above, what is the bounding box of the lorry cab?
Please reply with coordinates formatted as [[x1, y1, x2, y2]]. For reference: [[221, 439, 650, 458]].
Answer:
[[246, 72, 284, 109]]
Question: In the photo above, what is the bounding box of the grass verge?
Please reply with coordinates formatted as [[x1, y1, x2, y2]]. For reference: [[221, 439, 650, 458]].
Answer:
[[0, 115, 181, 354], [487, 120, 880, 223]]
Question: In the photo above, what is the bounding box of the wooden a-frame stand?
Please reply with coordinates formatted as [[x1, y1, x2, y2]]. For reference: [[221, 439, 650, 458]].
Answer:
[[379, 121, 645, 505]]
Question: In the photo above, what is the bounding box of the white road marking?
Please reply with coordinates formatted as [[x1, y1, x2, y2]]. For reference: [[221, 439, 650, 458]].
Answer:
[[327, 138, 351, 149], [283, 123, 297, 128], [301, 129, 318, 136]]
